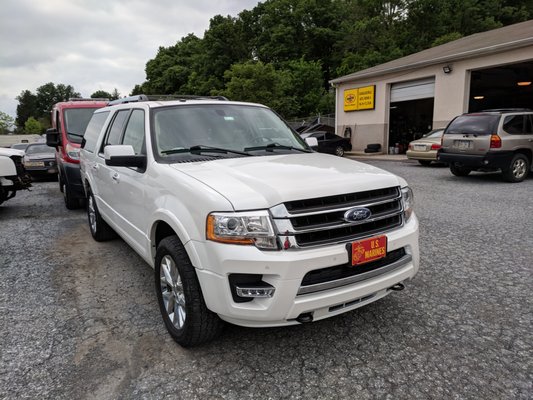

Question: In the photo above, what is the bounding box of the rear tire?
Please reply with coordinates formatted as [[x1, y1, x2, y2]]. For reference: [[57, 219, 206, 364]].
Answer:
[[335, 146, 345, 157], [418, 160, 432, 166], [155, 236, 223, 347], [87, 191, 116, 241], [502, 154, 530, 183], [450, 164, 471, 177]]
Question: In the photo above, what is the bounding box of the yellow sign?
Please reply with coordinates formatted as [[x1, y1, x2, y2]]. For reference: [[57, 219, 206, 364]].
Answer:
[[343, 85, 375, 112]]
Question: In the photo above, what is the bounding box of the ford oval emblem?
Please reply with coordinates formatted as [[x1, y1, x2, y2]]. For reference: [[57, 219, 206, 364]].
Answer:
[[344, 207, 372, 222]]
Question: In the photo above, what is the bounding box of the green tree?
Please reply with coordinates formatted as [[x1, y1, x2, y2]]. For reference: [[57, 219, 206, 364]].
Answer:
[[15, 90, 38, 129], [24, 117, 43, 134], [0, 111, 15, 134], [91, 90, 112, 99], [36, 83, 80, 119]]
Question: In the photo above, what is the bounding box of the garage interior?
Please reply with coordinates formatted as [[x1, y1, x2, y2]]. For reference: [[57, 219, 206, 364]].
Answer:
[[388, 78, 435, 154], [469, 61, 533, 112]]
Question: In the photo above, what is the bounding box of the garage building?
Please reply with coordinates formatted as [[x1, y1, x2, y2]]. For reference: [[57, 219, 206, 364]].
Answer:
[[330, 20, 533, 154]]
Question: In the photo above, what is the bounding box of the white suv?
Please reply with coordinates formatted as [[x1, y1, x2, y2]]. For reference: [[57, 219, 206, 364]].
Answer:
[[80, 95, 420, 347]]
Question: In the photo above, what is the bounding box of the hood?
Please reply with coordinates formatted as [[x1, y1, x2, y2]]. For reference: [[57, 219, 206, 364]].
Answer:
[[170, 153, 402, 210], [0, 148, 24, 157]]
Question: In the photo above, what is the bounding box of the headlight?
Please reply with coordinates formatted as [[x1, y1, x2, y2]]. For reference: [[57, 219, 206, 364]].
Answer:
[[401, 186, 414, 221], [207, 211, 278, 250]]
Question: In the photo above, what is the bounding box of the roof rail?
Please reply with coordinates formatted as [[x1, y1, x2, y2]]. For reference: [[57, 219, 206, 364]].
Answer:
[[67, 97, 109, 102], [107, 94, 228, 106], [480, 108, 532, 112]]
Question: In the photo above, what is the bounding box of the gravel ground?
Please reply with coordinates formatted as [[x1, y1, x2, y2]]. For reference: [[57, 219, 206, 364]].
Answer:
[[0, 161, 532, 400]]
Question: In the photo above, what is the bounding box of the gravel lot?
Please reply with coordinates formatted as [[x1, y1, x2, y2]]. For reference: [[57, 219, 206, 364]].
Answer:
[[1, 160, 532, 400]]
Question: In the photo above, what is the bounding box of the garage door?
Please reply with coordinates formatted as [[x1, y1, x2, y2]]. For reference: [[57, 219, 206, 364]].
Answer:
[[390, 78, 435, 102]]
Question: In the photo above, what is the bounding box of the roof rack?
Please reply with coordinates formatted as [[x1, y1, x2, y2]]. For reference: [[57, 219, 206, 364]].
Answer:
[[68, 97, 109, 102], [480, 108, 532, 112], [107, 94, 228, 106]]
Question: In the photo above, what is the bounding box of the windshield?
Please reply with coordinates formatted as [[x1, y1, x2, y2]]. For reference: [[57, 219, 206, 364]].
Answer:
[[64, 108, 98, 144], [152, 104, 307, 160], [445, 115, 499, 135], [25, 144, 55, 155]]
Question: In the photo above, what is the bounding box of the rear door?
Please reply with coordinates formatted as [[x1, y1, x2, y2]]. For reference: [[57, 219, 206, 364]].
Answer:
[[500, 113, 533, 153], [441, 114, 500, 155]]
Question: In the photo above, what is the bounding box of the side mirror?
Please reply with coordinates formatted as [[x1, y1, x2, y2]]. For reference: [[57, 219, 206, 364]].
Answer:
[[104, 145, 146, 169], [46, 128, 60, 148], [304, 137, 319, 149]]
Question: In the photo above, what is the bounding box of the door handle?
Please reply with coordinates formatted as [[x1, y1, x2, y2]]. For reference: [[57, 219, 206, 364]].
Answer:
[[112, 172, 120, 182], [92, 164, 99, 170]]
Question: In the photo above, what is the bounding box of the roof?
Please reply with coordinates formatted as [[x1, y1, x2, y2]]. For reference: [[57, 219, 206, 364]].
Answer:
[[330, 20, 533, 85]]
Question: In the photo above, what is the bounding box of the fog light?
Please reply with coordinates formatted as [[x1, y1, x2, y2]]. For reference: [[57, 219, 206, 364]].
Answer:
[[235, 286, 275, 298]]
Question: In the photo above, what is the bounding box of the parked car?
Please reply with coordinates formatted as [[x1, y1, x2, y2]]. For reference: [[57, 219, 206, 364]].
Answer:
[[23, 143, 58, 178], [0, 148, 32, 205], [46, 98, 108, 209], [406, 129, 445, 165], [80, 95, 419, 347], [10, 143, 30, 152], [438, 109, 533, 182], [300, 131, 352, 156]]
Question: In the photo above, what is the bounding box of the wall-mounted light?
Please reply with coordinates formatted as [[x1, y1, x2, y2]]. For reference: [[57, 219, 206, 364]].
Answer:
[[517, 81, 531, 86], [443, 65, 453, 74], [474, 96, 484, 100]]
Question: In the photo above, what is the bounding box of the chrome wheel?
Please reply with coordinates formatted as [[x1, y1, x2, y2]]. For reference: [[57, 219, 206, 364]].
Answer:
[[335, 146, 344, 157], [160, 255, 186, 330], [88, 195, 97, 234], [512, 158, 527, 179]]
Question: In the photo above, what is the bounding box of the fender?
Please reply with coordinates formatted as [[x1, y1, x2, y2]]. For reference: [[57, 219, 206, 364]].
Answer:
[[0, 156, 16, 177]]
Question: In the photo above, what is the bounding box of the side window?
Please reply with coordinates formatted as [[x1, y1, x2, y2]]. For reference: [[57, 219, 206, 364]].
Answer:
[[82, 111, 110, 153], [525, 115, 533, 134], [503, 115, 524, 135], [122, 109, 145, 155], [101, 110, 129, 152], [326, 133, 337, 140]]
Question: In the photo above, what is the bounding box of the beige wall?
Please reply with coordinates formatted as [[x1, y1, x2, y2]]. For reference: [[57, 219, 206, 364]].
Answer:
[[335, 46, 533, 152]]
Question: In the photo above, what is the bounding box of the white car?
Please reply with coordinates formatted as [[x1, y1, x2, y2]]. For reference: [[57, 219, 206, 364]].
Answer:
[[80, 95, 420, 347], [0, 147, 32, 205]]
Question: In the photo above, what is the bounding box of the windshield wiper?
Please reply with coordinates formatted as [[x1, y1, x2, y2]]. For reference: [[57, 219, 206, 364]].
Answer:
[[161, 145, 252, 156], [244, 143, 311, 153], [67, 131, 84, 138]]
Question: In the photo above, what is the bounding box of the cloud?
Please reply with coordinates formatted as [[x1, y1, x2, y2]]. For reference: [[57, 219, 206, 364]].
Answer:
[[0, 0, 260, 119]]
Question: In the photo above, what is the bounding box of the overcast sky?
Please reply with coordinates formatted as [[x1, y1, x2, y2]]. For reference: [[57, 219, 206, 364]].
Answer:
[[0, 0, 261, 119]]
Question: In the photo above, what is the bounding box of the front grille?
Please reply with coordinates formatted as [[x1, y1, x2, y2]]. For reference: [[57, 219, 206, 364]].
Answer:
[[272, 186, 403, 248]]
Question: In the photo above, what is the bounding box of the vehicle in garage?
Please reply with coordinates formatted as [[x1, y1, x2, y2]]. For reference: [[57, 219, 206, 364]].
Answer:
[[438, 109, 533, 182], [23, 143, 58, 178], [300, 131, 352, 157], [406, 129, 444, 165]]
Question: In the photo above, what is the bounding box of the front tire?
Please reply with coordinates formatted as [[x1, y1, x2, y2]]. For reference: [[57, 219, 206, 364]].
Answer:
[[502, 154, 530, 183], [63, 182, 79, 210], [450, 164, 471, 177], [155, 236, 223, 347], [87, 191, 116, 241]]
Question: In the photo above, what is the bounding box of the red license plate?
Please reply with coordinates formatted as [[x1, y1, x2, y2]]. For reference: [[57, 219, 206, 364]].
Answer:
[[351, 235, 387, 266]]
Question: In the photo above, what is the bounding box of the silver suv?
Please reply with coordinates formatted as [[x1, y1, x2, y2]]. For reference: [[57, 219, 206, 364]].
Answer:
[[438, 109, 533, 182]]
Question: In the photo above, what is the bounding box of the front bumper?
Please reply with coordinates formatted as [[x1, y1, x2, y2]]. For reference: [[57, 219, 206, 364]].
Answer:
[[188, 215, 419, 327], [438, 150, 514, 169]]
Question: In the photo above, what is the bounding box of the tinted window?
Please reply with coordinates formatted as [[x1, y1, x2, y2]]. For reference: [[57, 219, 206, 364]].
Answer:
[[445, 115, 500, 135], [103, 110, 129, 149], [64, 108, 99, 144], [82, 111, 110, 153], [503, 115, 525, 134], [527, 115, 533, 134], [122, 110, 145, 155]]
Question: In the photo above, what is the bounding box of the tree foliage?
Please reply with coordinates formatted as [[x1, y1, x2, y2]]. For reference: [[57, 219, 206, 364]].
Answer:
[[24, 117, 43, 134], [0, 111, 15, 134]]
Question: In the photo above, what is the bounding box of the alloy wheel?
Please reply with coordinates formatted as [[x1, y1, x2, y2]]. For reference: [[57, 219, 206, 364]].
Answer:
[[88, 195, 97, 234], [512, 158, 527, 179], [160, 255, 186, 329]]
